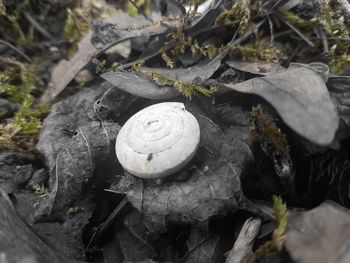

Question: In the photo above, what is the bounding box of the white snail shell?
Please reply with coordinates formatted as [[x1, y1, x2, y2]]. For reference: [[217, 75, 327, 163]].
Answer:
[[115, 102, 200, 179]]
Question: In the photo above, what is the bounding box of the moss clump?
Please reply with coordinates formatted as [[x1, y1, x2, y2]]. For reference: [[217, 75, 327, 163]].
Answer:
[[0, 58, 37, 103], [188, 0, 200, 16], [161, 47, 174, 69], [250, 196, 289, 261], [131, 59, 145, 72], [169, 32, 220, 59], [12, 97, 50, 135], [230, 42, 285, 63], [216, 0, 251, 35], [160, 31, 221, 67], [161, 31, 284, 67], [282, 1, 350, 75], [250, 105, 290, 160], [320, 1, 350, 74], [0, 59, 50, 151], [31, 183, 48, 197], [130, 60, 213, 98], [0, 100, 50, 151], [281, 11, 318, 30], [150, 71, 217, 99]]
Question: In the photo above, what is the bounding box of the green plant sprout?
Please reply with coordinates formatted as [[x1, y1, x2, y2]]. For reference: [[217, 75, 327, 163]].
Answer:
[[250, 195, 289, 262]]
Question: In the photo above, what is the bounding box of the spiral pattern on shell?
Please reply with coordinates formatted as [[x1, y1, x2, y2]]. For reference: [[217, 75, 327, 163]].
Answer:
[[116, 102, 200, 179]]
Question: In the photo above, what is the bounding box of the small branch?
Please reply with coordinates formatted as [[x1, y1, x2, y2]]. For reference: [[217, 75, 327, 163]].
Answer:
[[226, 217, 262, 263], [23, 12, 56, 41], [266, 14, 275, 46], [87, 196, 129, 249], [314, 25, 329, 54], [277, 15, 315, 47], [0, 39, 32, 63]]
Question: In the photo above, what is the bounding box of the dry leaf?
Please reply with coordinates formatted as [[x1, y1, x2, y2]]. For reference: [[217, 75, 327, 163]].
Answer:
[[41, 32, 95, 103], [42, 14, 150, 103], [182, 228, 223, 263], [91, 15, 179, 53], [286, 202, 350, 263], [141, 53, 225, 82], [222, 63, 339, 145], [0, 195, 79, 263], [101, 53, 225, 100], [101, 70, 179, 100], [34, 120, 120, 221], [226, 60, 285, 76], [37, 83, 113, 171], [127, 158, 241, 232]]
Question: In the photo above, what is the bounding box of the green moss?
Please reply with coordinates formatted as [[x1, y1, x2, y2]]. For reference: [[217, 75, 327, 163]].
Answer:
[[162, 31, 284, 65], [0, 58, 37, 103], [160, 31, 221, 66], [161, 47, 174, 69], [0, 0, 5, 16], [329, 53, 350, 74], [250, 196, 289, 261], [131, 59, 145, 72], [216, 0, 251, 35], [13, 97, 50, 135], [150, 71, 217, 99], [230, 42, 285, 63], [31, 182, 48, 197], [281, 11, 318, 30], [94, 59, 107, 74], [188, 0, 200, 16], [125, 0, 152, 17], [169, 32, 192, 56], [282, 1, 350, 74], [126, 1, 138, 17], [0, 100, 50, 151], [250, 105, 290, 160], [319, 0, 350, 74], [0, 59, 50, 151]]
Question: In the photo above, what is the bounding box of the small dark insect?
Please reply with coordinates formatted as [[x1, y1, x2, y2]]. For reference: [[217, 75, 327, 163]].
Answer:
[[147, 153, 153, 161]]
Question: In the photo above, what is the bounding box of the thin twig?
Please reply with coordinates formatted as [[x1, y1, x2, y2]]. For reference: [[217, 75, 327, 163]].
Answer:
[[267, 14, 275, 46], [86, 196, 129, 249], [0, 39, 32, 63], [23, 12, 56, 41], [277, 15, 315, 47], [314, 25, 329, 54]]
